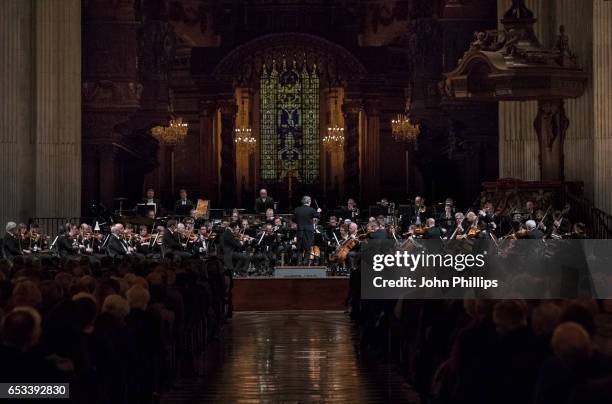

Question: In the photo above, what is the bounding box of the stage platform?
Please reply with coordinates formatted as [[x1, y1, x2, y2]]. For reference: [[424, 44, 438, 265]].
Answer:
[[233, 267, 349, 311]]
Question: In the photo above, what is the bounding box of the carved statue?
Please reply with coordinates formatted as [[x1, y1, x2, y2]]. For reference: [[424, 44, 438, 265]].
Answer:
[[534, 100, 569, 181]]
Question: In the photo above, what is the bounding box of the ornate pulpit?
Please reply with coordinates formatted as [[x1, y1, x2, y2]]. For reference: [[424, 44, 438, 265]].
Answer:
[[443, 0, 588, 181]]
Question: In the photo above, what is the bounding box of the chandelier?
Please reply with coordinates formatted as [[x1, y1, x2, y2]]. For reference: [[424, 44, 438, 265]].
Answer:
[[322, 126, 345, 151], [151, 117, 189, 146], [234, 127, 257, 152], [391, 114, 420, 143]]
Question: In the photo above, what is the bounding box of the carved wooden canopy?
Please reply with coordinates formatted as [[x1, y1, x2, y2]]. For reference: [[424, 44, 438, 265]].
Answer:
[[211, 33, 367, 88], [443, 0, 587, 102]]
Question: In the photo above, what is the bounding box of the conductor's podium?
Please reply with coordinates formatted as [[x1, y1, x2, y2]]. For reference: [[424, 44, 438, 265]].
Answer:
[[232, 266, 349, 311]]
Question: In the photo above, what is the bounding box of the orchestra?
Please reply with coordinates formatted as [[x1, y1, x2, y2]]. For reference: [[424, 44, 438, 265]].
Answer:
[[1, 188, 589, 275]]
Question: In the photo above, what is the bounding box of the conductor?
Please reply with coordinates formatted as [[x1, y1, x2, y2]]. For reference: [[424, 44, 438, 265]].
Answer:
[[293, 196, 321, 265]]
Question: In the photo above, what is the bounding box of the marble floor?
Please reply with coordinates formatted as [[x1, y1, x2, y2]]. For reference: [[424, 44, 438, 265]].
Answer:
[[162, 311, 419, 403]]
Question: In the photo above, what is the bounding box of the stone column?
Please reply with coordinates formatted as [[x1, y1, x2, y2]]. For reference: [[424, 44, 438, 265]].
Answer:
[[342, 99, 361, 200], [0, 0, 35, 225], [199, 99, 217, 200], [218, 100, 237, 208], [594, 0, 612, 214], [363, 99, 381, 205], [34, 0, 81, 219]]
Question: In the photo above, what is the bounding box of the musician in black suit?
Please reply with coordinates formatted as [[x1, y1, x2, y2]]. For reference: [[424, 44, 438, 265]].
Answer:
[[163, 219, 186, 258], [424, 218, 445, 239], [3, 222, 21, 259], [525, 220, 545, 239], [254, 188, 275, 214], [219, 222, 250, 274], [368, 223, 389, 240], [56, 225, 79, 258], [293, 196, 321, 265], [107, 224, 131, 259], [438, 204, 456, 233], [142, 187, 163, 216], [174, 189, 194, 216]]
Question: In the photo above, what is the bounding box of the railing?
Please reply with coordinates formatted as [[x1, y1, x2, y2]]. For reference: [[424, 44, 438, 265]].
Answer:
[[562, 185, 612, 239]]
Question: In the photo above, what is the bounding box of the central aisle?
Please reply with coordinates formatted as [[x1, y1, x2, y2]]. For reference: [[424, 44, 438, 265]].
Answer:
[[163, 311, 419, 403]]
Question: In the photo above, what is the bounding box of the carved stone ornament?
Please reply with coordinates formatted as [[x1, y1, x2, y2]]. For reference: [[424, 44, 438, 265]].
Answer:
[[443, 0, 587, 102]]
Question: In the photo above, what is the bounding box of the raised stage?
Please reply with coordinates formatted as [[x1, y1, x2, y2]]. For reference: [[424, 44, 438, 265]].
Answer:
[[232, 266, 350, 311]]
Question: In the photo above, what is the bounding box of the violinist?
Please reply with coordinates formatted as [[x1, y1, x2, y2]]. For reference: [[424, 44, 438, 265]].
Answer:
[[79, 223, 95, 255], [256, 223, 281, 266], [148, 226, 165, 257], [164, 219, 190, 258], [219, 221, 251, 275], [107, 223, 132, 258], [3, 222, 21, 259], [534, 209, 553, 234], [510, 211, 524, 233], [56, 224, 79, 258], [457, 212, 482, 240], [369, 222, 389, 240], [17, 223, 29, 253], [525, 220, 545, 239], [479, 201, 499, 236], [423, 218, 444, 239], [569, 222, 587, 239], [28, 223, 48, 253], [550, 210, 571, 238], [135, 225, 153, 255]]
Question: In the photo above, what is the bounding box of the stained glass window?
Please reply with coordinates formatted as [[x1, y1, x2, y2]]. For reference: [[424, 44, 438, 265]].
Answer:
[[259, 59, 320, 184]]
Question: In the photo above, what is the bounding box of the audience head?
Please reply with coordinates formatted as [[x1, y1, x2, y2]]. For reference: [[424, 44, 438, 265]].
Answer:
[[11, 280, 42, 309], [493, 300, 528, 335], [532, 302, 562, 337], [72, 293, 97, 332], [102, 294, 130, 319], [1, 307, 42, 351], [560, 302, 597, 337], [551, 322, 592, 368], [126, 286, 150, 310]]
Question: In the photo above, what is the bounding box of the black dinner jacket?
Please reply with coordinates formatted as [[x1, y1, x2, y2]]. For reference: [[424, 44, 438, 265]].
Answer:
[[57, 235, 77, 257], [107, 235, 129, 258], [174, 198, 194, 215], [219, 228, 242, 255], [163, 229, 182, 253], [293, 205, 320, 232], [2, 234, 21, 258], [254, 197, 275, 213]]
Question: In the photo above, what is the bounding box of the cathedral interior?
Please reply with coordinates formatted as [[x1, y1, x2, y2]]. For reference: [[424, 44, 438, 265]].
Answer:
[[2, 2, 612, 404], [1, 0, 609, 228]]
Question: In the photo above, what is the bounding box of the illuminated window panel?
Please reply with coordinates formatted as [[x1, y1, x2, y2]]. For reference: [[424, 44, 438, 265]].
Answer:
[[259, 60, 319, 184]]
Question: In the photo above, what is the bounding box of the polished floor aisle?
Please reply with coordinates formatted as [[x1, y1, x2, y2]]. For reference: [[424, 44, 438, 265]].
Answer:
[[162, 311, 419, 403]]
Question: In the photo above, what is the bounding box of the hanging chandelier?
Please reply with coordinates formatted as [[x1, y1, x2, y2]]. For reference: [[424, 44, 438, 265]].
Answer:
[[391, 113, 420, 143], [322, 126, 345, 151], [151, 117, 189, 146], [234, 127, 257, 152]]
